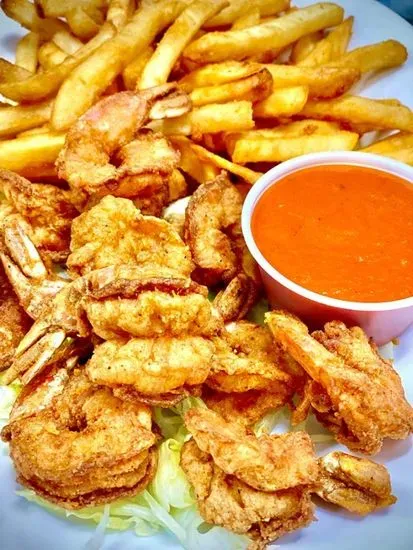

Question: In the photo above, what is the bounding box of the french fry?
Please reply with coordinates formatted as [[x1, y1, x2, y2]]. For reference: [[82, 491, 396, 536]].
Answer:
[[0, 58, 31, 84], [171, 135, 220, 184], [326, 39, 407, 74], [180, 60, 359, 99], [0, 23, 115, 102], [107, 0, 135, 30], [189, 68, 273, 107], [298, 16, 353, 66], [301, 96, 413, 132], [122, 46, 154, 90], [184, 3, 344, 63], [361, 132, 413, 154], [360, 132, 413, 165], [66, 7, 100, 40], [2, 0, 70, 39], [254, 86, 309, 118], [180, 61, 260, 89], [15, 32, 39, 73], [173, 136, 262, 183], [17, 125, 50, 137], [52, 30, 83, 55], [204, 0, 289, 29], [151, 101, 254, 136], [290, 31, 323, 63], [265, 64, 359, 98], [231, 7, 260, 30], [224, 120, 343, 152], [227, 131, 358, 163], [139, 0, 228, 90], [38, 42, 68, 70], [0, 100, 52, 137], [51, 0, 187, 131], [36, 0, 105, 18], [0, 132, 65, 173]]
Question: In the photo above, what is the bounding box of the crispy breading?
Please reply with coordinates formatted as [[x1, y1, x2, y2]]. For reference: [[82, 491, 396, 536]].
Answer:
[[266, 311, 413, 454], [181, 439, 314, 547], [184, 407, 319, 492], [2, 369, 157, 509], [207, 321, 298, 393], [68, 195, 193, 277], [86, 336, 214, 396], [0, 260, 32, 370], [214, 273, 259, 322], [316, 451, 397, 514], [0, 169, 77, 262], [202, 387, 292, 428]]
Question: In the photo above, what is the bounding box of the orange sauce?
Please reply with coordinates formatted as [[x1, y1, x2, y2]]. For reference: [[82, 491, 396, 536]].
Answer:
[[251, 164, 413, 302]]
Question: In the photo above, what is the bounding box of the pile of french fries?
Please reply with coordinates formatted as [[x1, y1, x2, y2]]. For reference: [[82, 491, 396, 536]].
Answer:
[[0, 0, 412, 183]]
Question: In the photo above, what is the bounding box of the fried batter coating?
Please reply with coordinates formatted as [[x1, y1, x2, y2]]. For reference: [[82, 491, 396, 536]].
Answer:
[[2, 369, 157, 509], [207, 322, 298, 394], [202, 387, 292, 428], [85, 287, 221, 340], [181, 439, 315, 548], [0, 262, 31, 370], [0, 169, 77, 262], [68, 195, 193, 278], [316, 451, 396, 515], [266, 311, 413, 455], [87, 336, 214, 397], [214, 273, 259, 323], [57, 85, 191, 210], [184, 407, 319, 492]]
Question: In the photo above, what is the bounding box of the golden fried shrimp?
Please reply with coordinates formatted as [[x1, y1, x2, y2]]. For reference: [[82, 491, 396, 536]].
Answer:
[[86, 336, 214, 405], [68, 195, 193, 278], [207, 321, 298, 394], [316, 451, 397, 515], [266, 311, 413, 455], [184, 407, 319, 493], [0, 169, 77, 262], [0, 261, 31, 370], [213, 273, 259, 323], [202, 387, 292, 429], [56, 84, 191, 210], [0, 214, 67, 320], [184, 172, 242, 286], [4, 265, 221, 385], [2, 369, 157, 509], [181, 439, 315, 548]]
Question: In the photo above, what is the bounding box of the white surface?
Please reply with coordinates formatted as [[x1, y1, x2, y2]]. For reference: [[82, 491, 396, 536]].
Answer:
[[0, 1, 413, 550]]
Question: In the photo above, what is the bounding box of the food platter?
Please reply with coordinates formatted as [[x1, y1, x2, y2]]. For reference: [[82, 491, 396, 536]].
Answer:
[[0, 1, 412, 549]]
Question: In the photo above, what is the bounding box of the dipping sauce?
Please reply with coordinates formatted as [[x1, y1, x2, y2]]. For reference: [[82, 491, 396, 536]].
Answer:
[[251, 164, 413, 303]]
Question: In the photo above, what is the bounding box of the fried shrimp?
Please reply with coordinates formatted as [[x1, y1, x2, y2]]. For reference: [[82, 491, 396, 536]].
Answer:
[[0, 259, 31, 370], [184, 172, 261, 320], [68, 195, 193, 278], [266, 311, 413, 455], [202, 387, 292, 429], [0, 169, 77, 262], [0, 214, 67, 319], [181, 440, 315, 549], [57, 84, 191, 210], [207, 321, 298, 394], [316, 451, 396, 515], [2, 368, 157, 509], [4, 265, 221, 385], [184, 407, 319, 492], [86, 336, 214, 404]]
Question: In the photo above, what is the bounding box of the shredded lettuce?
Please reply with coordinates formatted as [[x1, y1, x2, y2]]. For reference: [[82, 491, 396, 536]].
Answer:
[[247, 297, 269, 325]]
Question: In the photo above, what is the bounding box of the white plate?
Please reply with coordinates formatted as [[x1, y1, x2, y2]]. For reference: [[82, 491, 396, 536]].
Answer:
[[0, 1, 412, 549]]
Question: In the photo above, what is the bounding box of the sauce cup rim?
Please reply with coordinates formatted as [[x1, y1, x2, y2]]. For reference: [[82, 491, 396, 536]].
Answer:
[[241, 151, 413, 312]]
